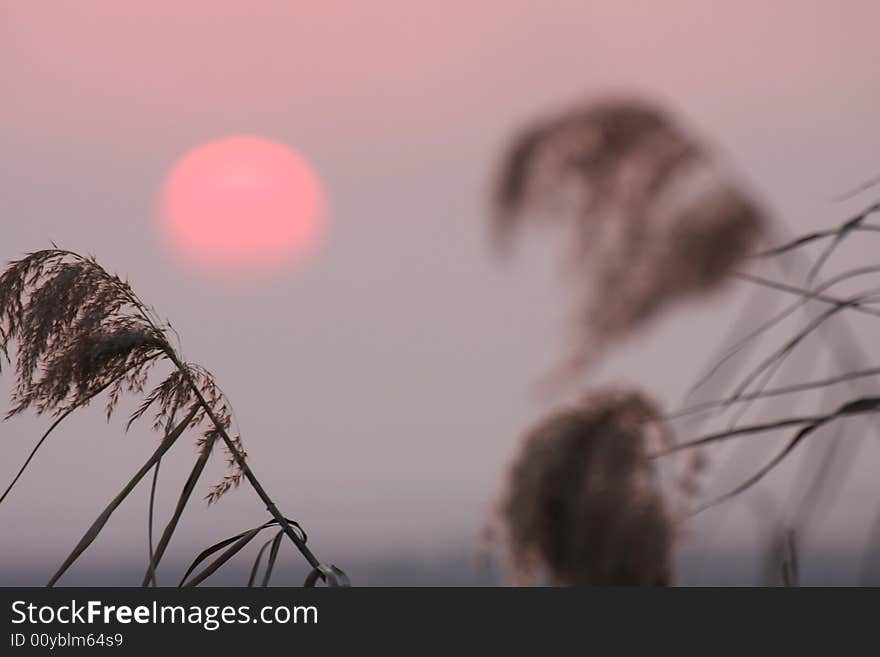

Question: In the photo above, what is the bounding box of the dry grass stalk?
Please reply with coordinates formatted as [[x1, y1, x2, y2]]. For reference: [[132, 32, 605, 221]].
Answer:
[[0, 249, 345, 586]]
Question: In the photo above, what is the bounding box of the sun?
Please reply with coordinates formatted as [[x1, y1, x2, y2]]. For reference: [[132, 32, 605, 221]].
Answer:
[[159, 136, 326, 276]]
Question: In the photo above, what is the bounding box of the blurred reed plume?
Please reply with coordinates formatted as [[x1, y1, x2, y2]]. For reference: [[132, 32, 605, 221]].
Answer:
[[498, 388, 675, 586], [492, 95, 880, 585], [0, 249, 347, 587], [494, 98, 765, 378], [492, 169, 880, 585]]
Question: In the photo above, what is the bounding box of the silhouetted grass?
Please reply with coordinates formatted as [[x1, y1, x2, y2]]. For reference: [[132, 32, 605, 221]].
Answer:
[[496, 389, 675, 586], [0, 249, 347, 587], [493, 97, 765, 381], [492, 95, 880, 586]]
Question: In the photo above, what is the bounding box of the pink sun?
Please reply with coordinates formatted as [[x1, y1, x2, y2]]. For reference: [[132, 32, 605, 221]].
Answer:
[[159, 136, 326, 276]]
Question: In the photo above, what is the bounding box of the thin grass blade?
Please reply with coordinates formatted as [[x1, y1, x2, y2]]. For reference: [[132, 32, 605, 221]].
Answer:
[[180, 524, 271, 588], [260, 531, 284, 587], [46, 405, 197, 587], [141, 435, 216, 587], [247, 538, 274, 587], [146, 458, 161, 587]]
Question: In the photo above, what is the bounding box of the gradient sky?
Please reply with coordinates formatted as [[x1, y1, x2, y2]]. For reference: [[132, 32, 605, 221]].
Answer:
[[2, 1, 880, 585]]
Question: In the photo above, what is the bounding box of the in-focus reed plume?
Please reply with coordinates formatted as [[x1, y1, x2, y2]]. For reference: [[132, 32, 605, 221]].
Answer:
[[0, 249, 346, 587], [493, 98, 766, 377], [497, 388, 676, 586]]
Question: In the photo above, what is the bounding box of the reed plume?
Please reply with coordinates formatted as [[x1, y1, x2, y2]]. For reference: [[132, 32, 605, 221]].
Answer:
[[493, 98, 766, 376], [0, 249, 346, 586], [498, 388, 675, 586]]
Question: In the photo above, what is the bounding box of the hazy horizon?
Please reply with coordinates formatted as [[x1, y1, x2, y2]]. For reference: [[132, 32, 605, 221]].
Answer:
[[3, 1, 880, 586]]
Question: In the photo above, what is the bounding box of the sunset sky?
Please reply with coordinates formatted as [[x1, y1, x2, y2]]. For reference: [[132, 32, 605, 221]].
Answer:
[[2, 1, 880, 585]]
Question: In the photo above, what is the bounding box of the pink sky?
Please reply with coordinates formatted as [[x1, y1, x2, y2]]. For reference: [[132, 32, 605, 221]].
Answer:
[[2, 1, 880, 584]]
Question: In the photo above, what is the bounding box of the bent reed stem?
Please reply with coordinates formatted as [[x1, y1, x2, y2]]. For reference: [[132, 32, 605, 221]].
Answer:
[[162, 348, 323, 573]]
